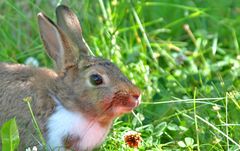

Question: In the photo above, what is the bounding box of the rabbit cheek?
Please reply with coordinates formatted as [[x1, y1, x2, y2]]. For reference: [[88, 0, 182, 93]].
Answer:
[[98, 95, 115, 113]]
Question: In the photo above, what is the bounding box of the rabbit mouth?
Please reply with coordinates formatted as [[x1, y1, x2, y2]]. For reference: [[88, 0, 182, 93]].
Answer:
[[111, 91, 140, 114], [121, 96, 139, 109], [110, 98, 139, 115], [95, 91, 141, 121]]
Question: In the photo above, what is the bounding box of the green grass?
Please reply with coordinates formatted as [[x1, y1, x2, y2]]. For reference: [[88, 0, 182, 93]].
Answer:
[[1, 0, 240, 150]]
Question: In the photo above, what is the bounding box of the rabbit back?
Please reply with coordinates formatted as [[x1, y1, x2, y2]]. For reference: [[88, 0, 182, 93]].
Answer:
[[0, 63, 56, 149]]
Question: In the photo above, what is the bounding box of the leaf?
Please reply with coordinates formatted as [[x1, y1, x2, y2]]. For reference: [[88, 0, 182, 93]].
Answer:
[[1, 118, 20, 151], [167, 123, 180, 131], [132, 113, 145, 126], [179, 126, 188, 131], [155, 122, 167, 136], [177, 141, 186, 148], [184, 137, 194, 147]]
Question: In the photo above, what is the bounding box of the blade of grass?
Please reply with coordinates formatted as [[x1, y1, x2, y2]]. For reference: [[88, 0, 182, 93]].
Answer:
[[225, 93, 229, 151], [118, 17, 163, 33], [130, 1, 165, 74], [23, 97, 46, 150], [196, 115, 240, 148], [193, 88, 200, 151], [144, 2, 200, 11], [231, 28, 239, 54], [141, 97, 224, 105], [130, 3, 154, 61], [150, 98, 223, 124]]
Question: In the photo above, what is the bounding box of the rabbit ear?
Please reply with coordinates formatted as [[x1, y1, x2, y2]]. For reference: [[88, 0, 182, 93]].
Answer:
[[56, 5, 90, 57], [38, 12, 79, 71]]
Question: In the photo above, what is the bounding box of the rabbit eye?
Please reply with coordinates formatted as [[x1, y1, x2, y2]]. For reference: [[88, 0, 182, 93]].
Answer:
[[90, 74, 103, 85]]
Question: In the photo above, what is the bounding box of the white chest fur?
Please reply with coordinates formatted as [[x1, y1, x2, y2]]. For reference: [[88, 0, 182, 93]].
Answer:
[[47, 105, 109, 150]]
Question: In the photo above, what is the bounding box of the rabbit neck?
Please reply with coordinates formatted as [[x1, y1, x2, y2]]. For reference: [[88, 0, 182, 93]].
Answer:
[[47, 95, 111, 150]]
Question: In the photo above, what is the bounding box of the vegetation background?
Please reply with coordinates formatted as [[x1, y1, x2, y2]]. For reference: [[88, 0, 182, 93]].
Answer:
[[0, 0, 240, 150]]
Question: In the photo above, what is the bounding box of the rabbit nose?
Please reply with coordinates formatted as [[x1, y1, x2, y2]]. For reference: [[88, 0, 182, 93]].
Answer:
[[132, 94, 140, 100], [130, 87, 141, 101], [132, 93, 141, 106]]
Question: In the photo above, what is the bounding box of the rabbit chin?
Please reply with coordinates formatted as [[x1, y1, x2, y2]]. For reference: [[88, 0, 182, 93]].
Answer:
[[114, 103, 138, 115]]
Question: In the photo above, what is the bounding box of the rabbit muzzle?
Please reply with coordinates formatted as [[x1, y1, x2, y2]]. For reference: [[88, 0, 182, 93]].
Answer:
[[111, 90, 141, 114]]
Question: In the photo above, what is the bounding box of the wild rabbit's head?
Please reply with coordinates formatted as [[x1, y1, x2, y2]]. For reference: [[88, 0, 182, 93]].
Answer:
[[38, 5, 140, 125]]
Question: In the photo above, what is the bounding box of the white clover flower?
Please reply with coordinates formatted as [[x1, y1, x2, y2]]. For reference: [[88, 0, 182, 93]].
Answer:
[[33, 146, 37, 151], [25, 146, 37, 151], [24, 57, 39, 67], [212, 104, 221, 111]]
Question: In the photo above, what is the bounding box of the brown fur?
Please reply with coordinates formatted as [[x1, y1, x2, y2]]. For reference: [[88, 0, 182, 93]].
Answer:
[[0, 5, 140, 150], [0, 63, 56, 148]]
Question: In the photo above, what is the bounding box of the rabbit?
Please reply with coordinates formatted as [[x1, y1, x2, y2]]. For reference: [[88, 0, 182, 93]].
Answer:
[[0, 5, 141, 151]]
